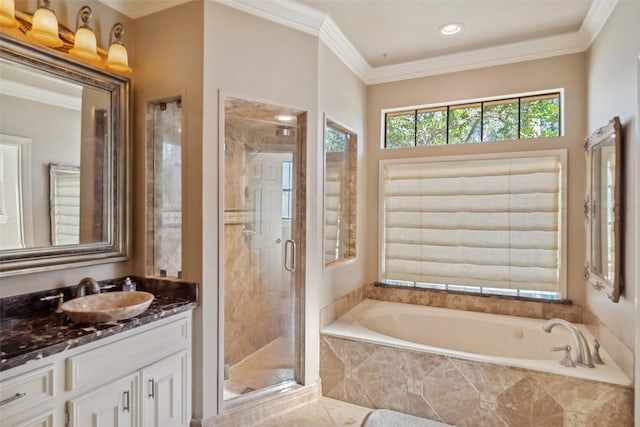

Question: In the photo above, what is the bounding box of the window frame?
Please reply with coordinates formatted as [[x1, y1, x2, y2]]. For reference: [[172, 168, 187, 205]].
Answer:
[[377, 149, 568, 300], [381, 89, 564, 149]]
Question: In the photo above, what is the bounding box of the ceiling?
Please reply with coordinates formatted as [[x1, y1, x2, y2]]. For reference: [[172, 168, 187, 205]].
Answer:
[[98, 0, 617, 83]]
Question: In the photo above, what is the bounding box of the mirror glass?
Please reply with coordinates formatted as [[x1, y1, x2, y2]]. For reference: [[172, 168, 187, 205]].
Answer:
[[585, 116, 622, 302], [0, 36, 129, 275], [324, 118, 356, 265]]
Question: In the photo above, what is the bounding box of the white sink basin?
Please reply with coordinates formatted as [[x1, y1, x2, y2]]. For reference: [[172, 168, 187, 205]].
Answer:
[[62, 291, 154, 323]]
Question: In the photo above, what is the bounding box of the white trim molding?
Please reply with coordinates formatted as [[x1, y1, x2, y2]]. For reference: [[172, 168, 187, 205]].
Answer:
[[213, 0, 619, 85]]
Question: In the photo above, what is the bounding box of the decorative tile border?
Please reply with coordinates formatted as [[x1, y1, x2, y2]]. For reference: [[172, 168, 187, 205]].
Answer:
[[198, 383, 320, 427], [365, 283, 584, 323]]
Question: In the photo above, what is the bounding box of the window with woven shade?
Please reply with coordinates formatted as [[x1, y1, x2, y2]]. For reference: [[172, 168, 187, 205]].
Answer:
[[49, 164, 80, 246], [379, 150, 567, 299]]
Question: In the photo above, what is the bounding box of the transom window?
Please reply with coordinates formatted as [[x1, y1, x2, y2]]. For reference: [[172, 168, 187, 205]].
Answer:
[[384, 92, 560, 148]]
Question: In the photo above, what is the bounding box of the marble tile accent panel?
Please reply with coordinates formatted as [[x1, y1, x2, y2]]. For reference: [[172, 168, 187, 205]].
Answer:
[[200, 382, 320, 427], [320, 286, 365, 330], [319, 335, 634, 427], [583, 306, 634, 381], [365, 283, 584, 322]]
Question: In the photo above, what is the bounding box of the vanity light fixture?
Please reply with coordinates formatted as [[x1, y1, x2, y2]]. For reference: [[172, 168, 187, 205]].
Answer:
[[106, 23, 132, 75], [26, 0, 63, 47], [439, 22, 463, 36], [0, 0, 17, 27], [69, 6, 101, 64]]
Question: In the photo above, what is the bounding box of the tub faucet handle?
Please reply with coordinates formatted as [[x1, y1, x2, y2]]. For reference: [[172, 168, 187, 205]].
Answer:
[[591, 339, 604, 365], [551, 345, 576, 367]]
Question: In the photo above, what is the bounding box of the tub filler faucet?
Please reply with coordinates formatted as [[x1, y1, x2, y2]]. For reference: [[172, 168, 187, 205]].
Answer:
[[542, 318, 595, 368]]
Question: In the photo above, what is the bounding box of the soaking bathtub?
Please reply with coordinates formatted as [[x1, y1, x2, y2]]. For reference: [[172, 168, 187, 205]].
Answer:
[[320, 299, 633, 426], [322, 299, 631, 386]]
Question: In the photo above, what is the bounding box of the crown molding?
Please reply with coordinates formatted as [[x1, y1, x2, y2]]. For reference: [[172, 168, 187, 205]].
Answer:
[[215, 0, 325, 37], [214, 0, 618, 85], [98, 0, 192, 20], [319, 17, 369, 82], [578, 0, 619, 46], [366, 32, 588, 85], [0, 79, 82, 111]]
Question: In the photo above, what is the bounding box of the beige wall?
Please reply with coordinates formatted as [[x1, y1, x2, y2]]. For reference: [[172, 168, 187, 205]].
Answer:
[[584, 0, 639, 419], [131, 0, 205, 418], [201, 1, 320, 419], [365, 54, 588, 304], [317, 41, 368, 309]]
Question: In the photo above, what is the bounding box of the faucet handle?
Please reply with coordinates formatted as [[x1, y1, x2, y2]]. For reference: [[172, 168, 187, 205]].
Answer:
[[551, 345, 576, 367], [591, 339, 605, 364], [40, 293, 64, 314]]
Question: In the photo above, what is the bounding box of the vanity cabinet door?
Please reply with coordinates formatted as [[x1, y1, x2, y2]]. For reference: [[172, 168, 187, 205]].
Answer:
[[0, 409, 54, 427], [140, 351, 188, 427], [68, 373, 138, 427]]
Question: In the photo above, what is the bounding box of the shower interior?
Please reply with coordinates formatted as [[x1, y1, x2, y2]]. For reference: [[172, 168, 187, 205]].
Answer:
[[223, 98, 303, 400]]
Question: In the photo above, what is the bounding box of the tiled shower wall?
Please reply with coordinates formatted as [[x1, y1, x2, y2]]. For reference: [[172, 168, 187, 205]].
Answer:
[[224, 120, 292, 366]]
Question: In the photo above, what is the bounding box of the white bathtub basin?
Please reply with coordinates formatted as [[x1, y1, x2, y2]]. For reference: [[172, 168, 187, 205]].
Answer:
[[322, 299, 631, 387]]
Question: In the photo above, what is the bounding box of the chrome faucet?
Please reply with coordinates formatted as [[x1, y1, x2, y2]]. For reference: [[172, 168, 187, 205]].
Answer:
[[542, 318, 594, 368], [76, 277, 100, 297]]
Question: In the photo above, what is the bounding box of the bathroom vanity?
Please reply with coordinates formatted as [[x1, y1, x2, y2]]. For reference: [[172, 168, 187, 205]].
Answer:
[[0, 279, 198, 427]]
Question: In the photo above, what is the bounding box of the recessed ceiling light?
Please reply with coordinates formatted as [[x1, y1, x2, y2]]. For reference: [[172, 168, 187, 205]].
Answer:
[[439, 22, 463, 36], [275, 114, 295, 122]]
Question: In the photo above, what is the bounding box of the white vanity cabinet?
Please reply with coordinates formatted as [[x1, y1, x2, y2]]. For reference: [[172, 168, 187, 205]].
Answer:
[[0, 312, 192, 427], [140, 351, 189, 427], [0, 365, 55, 426], [68, 373, 139, 427]]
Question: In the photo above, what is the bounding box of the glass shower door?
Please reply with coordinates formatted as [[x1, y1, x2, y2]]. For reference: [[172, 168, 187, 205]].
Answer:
[[222, 98, 303, 400]]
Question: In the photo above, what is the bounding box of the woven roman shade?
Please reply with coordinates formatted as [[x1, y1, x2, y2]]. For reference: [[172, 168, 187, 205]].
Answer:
[[380, 151, 566, 293]]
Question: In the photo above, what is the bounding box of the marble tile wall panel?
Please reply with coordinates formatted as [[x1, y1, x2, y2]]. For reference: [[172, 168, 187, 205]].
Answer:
[[319, 335, 633, 427], [583, 306, 634, 381], [365, 283, 584, 323], [319, 286, 365, 330]]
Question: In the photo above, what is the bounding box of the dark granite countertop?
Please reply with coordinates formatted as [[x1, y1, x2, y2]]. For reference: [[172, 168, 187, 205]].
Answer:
[[0, 277, 199, 372]]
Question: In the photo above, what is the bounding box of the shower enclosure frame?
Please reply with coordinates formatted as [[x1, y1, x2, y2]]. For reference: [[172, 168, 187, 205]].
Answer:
[[217, 92, 307, 411]]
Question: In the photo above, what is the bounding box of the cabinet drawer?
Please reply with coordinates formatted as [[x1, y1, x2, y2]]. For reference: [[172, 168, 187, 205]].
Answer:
[[2, 408, 54, 427], [0, 365, 54, 418], [67, 317, 189, 391]]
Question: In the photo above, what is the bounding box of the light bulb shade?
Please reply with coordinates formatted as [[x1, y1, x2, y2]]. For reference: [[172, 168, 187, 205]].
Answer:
[[69, 27, 100, 63], [27, 7, 62, 47], [0, 0, 17, 27], [106, 42, 132, 74]]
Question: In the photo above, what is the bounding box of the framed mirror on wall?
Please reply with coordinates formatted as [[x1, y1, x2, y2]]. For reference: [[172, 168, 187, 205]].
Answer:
[[584, 116, 623, 302], [0, 35, 130, 276], [323, 118, 357, 266]]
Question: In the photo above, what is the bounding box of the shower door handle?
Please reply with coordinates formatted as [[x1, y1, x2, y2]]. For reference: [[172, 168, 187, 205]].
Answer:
[[284, 239, 296, 272]]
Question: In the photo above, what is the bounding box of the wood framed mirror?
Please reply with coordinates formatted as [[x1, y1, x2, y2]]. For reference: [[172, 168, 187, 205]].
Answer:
[[584, 116, 623, 302]]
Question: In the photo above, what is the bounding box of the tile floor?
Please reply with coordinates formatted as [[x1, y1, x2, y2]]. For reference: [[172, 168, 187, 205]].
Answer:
[[253, 397, 372, 427]]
